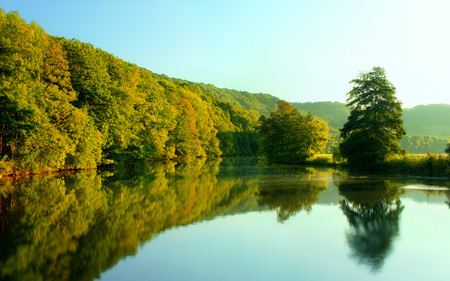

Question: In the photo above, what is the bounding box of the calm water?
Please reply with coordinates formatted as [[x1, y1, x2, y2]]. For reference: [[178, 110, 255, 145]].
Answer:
[[1, 157, 449, 281]]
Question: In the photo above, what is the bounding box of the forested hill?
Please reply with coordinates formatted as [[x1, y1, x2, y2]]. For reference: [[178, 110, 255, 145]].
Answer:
[[403, 104, 450, 137], [290, 101, 349, 130], [172, 79, 280, 117], [0, 11, 264, 175]]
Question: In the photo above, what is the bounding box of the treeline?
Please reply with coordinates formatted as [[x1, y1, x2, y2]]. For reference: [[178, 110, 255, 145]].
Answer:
[[0, 11, 259, 175], [399, 135, 450, 154]]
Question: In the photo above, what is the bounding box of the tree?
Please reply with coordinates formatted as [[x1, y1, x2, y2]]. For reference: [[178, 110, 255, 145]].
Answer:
[[339, 67, 405, 169], [258, 101, 328, 164]]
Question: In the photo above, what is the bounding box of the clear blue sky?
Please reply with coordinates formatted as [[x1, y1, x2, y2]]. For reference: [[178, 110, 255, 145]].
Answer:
[[3, 0, 450, 108]]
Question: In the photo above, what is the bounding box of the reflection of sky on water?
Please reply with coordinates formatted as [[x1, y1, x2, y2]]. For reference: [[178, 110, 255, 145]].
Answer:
[[99, 190, 450, 281], [2, 160, 449, 281]]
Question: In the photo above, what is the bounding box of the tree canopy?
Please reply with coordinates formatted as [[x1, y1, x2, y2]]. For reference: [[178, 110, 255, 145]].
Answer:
[[0, 10, 261, 175], [338, 67, 406, 169], [258, 101, 328, 164]]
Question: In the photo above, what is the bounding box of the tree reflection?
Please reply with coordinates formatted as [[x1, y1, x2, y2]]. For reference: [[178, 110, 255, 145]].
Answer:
[[0, 158, 262, 281], [445, 189, 450, 209], [338, 179, 405, 273], [257, 167, 330, 222]]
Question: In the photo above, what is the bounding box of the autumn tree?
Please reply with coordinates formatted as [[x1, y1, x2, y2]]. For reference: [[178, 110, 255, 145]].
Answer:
[[339, 67, 406, 169]]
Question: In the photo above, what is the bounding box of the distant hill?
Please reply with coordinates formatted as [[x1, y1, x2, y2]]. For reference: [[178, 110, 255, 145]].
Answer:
[[290, 101, 349, 130], [285, 102, 450, 138], [403, 104, 450, 137]]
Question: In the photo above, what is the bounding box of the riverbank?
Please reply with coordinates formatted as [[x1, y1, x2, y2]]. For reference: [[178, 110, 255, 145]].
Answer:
[[2, 153, 449, 179], [383, 153, 450, 177], [307, 153, 450, 177]]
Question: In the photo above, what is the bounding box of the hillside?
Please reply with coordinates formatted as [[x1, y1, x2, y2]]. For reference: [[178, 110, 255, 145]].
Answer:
[[176, 80, 280, 117], [290, 101, 349, 130], [403, 104, 450, 137], [288, 102, 450, 139], [0, 11, 263, 174]]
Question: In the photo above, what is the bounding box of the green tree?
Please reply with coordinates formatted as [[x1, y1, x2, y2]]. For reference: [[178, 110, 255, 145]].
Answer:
[[339, 67, 406, 169], [258, 101, 328, 164]]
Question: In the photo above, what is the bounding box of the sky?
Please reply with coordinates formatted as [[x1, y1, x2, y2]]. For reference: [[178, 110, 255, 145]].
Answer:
[[2, 0, 450, 108]]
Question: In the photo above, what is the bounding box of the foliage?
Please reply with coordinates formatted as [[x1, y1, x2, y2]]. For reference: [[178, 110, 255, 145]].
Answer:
[[258, 101, 328, 164], [0, 10, 263, 174], [189, 81, 280, 116], [339, 67, 406, 169], [0, 11, 103, 174], [383, 153, 450, 177]]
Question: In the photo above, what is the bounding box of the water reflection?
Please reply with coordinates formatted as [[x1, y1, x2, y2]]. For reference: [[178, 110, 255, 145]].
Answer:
[[337, 179, 405, 273], [0, 159, 449, 281], [0, 158, 262, 281], [257, 167, 330, 222]]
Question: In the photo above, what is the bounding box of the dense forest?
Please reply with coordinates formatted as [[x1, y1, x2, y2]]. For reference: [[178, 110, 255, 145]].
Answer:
[[1, 10, 449, 176], [0, 11, 263, 175]]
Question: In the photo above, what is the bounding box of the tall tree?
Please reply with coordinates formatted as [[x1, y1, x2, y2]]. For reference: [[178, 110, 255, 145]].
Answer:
[[339, 67, 405, 169]]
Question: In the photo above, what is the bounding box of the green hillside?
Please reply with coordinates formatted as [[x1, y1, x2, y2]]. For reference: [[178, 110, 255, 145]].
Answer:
[[403, 104, 450, 137], [290, 101, 349, 129], [0, 10, 262, 175], [177, 80, 280, 116]]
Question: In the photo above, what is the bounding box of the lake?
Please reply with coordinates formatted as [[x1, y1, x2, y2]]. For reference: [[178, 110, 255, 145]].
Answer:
[[1, 157, 449, 281]]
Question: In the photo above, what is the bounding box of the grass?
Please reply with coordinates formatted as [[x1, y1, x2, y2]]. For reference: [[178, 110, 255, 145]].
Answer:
[[384, 153, 450, 177], [306, 153, 450, 177]]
